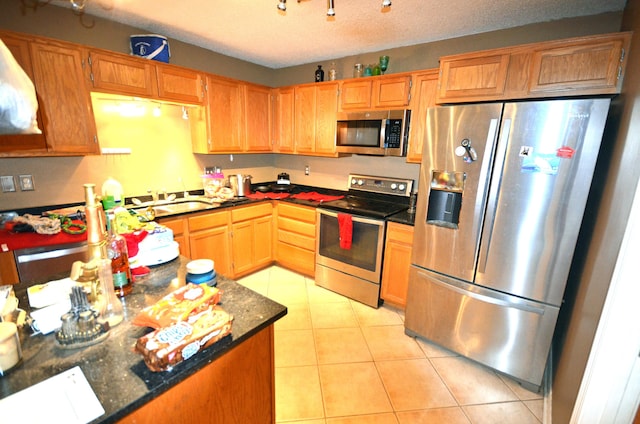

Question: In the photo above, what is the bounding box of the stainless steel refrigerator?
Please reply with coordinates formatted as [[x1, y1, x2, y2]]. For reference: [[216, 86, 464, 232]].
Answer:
[[404, 98, 611, 391]]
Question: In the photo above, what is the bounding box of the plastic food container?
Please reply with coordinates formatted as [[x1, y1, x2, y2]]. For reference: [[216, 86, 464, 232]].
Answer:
[[202, 173, 225, 198], [0, 322, 22, 376], [186, 259, 217, 286]]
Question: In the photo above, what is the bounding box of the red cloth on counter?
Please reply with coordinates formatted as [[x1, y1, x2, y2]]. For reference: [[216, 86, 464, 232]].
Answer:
[[0, 225, 87, 251], [291, 192, 344, 202], [246, 192, 291, 200], [338, 213, 353, 250]]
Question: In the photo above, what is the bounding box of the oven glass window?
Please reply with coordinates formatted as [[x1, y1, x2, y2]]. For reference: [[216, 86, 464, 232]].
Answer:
[[317, 214, 381, 271], [336, 120, 382, 147]]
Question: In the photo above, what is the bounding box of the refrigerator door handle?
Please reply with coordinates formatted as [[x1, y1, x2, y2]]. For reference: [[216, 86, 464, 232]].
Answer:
[[421, 269, 546, 315], [478, 118, 511, 274]]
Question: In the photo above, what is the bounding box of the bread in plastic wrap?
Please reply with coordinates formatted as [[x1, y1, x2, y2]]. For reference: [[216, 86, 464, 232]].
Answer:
[[135, 305, 233, 372], [132, 283, 221, 329]]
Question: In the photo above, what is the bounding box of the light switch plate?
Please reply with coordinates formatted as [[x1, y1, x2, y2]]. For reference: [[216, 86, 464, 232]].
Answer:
[[1, 176, 16, 193], [19, 175, 34, 191]]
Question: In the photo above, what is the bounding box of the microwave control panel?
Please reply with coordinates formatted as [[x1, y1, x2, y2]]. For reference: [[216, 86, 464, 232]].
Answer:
[[384, 119, 403, 148]]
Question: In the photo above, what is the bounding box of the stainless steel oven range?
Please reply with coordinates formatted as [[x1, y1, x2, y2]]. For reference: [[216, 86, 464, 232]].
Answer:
[[315, 174, 413, 308]]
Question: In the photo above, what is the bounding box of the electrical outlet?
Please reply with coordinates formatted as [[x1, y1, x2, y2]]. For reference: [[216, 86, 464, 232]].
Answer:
[[1, 176, 16, 193], [19, 175, 34, 191], [305, 165, 310, 176]]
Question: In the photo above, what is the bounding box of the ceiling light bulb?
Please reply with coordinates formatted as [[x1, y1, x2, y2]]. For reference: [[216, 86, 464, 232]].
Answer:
[[70, 0, 86, 11], [327, 0, 335, 16], [277, 0, 286, 11], [382, 0, 391, 7]]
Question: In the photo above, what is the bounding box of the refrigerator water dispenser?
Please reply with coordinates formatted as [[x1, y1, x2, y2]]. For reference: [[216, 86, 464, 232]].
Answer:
[[426, 171, 465, 229]]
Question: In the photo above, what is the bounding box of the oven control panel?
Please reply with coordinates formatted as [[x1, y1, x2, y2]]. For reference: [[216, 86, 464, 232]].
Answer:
[[348, 174, 414, 197]]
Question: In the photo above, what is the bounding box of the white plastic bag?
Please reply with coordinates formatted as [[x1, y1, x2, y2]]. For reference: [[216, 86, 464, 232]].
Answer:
[[0, 39, 41, 135]]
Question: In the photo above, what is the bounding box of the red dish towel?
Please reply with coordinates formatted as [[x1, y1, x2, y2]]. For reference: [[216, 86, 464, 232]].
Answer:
[[337, 213, 353, 250]]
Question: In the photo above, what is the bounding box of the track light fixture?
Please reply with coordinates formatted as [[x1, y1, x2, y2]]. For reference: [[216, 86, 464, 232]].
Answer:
[[276, 0, 391, 16], [327, 0, 335, 16]]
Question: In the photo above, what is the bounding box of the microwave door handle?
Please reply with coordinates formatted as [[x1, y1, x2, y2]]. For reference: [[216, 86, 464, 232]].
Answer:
[[380, 119, 388, 148]]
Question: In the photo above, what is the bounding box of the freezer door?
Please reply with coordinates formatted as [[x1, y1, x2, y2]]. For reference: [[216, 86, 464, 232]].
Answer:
[[412, 103, 503, 282], [405, 266, 559, 390], [476, 99, 610, 305]]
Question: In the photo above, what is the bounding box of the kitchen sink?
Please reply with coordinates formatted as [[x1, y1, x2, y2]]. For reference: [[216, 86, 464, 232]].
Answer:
[[152, 201, 216, 216], [130, 198, 219, 218]]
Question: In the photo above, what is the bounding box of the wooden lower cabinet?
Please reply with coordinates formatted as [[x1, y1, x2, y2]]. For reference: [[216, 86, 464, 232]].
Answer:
[[0, 251, 19, 285], [118, 325, 276, 424], [380, 222, 414, 309], [157, 216, 189, 258], [187, 211, 232, 278], [231, 203, 273, 278], [276, 203, 316, 277]]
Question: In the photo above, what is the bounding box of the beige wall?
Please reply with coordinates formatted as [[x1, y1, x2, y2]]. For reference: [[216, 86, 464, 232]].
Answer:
[[0, 1, 624, 210], [551, 0, 640, 421]]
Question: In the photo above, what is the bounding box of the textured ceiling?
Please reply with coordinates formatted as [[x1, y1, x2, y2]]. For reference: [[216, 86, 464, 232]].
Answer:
[[71, 0, 626, 69]]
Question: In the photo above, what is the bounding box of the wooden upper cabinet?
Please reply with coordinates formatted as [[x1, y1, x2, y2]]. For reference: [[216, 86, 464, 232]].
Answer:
[[199, 76, 271, 153], [528, 35, 630, 94], [406, 70, 438, 163], [205, 75, 244, 152], [29, 40, 99, 154], [437, 32, 632, 103], [340, 80, 372, 110], [0, 32, 47, 154], [437, 53, 510, 102], [156, 64, 205, 104], [372, 75, 412, 108], [314, 82, 339, 156], [272, 87, 295, 154], [339, 74, 412, 111], [244, 83, 272, 152], [294, 83, 338, 156], [294, 84, 317, 154], [88, 50, 157, 97]]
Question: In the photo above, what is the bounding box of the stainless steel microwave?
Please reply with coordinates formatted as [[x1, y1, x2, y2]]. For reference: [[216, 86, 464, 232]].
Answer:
[[335, 109, 411, 156]]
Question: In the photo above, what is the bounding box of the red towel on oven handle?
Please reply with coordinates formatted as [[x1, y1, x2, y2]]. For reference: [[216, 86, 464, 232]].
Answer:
[[337, 213, 352, 250]]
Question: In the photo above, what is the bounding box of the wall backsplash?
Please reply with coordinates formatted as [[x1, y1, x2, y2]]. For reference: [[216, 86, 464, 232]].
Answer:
[[0, 96, 420, 211]]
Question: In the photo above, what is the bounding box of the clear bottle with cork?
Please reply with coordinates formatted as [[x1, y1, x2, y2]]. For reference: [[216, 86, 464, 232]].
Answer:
[[328, 62, 337, 81], [106, 212, 133, 297]]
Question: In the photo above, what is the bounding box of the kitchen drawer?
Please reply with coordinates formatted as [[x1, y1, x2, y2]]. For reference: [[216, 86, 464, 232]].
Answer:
[[159, 217, 185, 236], [277, 229, 315, 251], [277, 203, 316, 223], [277, 242, 315, 276], [386, 222, 414, 244], [277, 216, 315, 238], [231, 203, 273, 222], [188, 210, 229, 232]]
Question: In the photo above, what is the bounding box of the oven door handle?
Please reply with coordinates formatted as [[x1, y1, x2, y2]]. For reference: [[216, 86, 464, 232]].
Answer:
[[317, 208, 385, 227]]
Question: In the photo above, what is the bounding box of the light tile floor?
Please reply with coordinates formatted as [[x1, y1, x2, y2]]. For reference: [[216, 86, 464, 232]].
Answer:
[[237, 266, 545, 424]]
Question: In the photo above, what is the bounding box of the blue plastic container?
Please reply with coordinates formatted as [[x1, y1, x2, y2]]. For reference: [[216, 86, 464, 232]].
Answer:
[[130, 34, 170, 63], [186, 259, 217, 287]]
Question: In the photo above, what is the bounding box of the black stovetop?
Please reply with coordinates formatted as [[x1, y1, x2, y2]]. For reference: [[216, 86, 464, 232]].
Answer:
[[318, 192, 409, 219]]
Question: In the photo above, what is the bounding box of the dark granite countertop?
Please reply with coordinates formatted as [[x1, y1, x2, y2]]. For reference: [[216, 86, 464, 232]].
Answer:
[[387, 210, 416, 226], [0, 257, 287, 423]]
